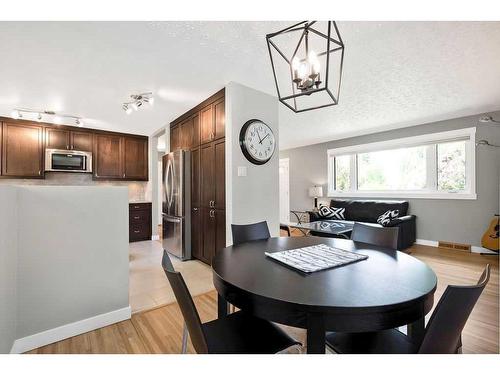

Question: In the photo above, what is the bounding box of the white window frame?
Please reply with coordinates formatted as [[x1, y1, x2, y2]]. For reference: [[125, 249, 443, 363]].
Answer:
[[327, 127, 476, 200]]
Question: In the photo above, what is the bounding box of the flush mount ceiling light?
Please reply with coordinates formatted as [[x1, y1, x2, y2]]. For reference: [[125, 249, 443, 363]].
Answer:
[[122, 92, 154, 115], [11, 109, 84, 127], [266, 21, 344, 113], [479, 115, 500, 124]]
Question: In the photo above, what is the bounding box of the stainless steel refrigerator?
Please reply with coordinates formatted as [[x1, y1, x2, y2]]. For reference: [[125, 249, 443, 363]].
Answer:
[[162, 150, 191, 260]]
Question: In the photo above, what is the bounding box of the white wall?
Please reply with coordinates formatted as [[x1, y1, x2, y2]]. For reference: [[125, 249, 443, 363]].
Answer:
[[226, 82, 280, 244], [0, 186, 18, 353], [0, 185, 130, 353]]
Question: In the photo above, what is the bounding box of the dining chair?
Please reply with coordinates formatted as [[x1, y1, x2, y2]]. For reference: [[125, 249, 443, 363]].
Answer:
[[161, 250, 301, 354], [325, 264, 491, 354], [350, 222, 399, 250], [231, 221, 271, 245]]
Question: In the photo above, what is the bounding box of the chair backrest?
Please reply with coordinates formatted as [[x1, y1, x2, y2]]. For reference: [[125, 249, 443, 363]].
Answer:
[[350, 222, 399, 249], [418, 264, 491, 354], [161, 250, 209, 354], [231, 221, 271, 246]]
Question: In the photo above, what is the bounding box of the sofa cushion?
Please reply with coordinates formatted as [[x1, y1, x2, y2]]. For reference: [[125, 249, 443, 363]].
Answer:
[[376, 210, 400, 226], [330, 199, 409, 223], [318, 205, 346, 220]]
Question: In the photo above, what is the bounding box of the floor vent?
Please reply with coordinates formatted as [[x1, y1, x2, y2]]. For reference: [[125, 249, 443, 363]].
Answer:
[[438, 241, 471, 252]]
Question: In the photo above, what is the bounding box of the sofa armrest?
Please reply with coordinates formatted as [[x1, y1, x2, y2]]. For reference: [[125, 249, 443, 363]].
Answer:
[[386, 215, 415, 226], [386, 215, 416, 250], [307, 211, 322, 222]]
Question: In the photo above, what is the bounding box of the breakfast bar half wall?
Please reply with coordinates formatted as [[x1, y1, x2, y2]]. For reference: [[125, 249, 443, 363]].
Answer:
[[0, 185, 130, 353]]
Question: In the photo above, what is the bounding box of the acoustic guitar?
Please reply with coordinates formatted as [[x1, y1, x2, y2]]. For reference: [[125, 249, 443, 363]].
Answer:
[[481, 215, 499, 251]]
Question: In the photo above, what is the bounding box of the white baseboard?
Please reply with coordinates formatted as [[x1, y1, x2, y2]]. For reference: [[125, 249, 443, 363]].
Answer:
[[415, 239, 496, 254], [151, 234, 160, 240], [10, 306, 131, 354], [415, 239, 438, 247]]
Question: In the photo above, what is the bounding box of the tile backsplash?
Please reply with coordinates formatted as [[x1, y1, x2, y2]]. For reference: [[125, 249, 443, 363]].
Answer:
[[0, 172, 150, 202]]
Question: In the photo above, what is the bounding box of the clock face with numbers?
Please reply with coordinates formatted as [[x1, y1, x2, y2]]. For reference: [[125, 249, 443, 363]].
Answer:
[[239, 119, 276, 165]]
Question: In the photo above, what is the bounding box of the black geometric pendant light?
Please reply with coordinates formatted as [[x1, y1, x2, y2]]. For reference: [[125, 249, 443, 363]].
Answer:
[[266, 21, 344, 113]]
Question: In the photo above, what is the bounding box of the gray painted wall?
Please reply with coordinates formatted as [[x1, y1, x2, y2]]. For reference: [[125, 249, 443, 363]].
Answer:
[[0, 186, 18, 353], [16, 186, 130, 338], [280, 111, 500, 247], [226, 82, 280, 243]]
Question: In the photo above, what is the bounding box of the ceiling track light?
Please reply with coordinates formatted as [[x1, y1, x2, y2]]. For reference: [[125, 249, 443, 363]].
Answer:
[[122, 92, 154, 114], [10, 108, 84, 127], [479, 115, 500, 124]]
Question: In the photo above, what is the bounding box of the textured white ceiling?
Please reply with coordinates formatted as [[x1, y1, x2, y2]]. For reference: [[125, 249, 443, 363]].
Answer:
[[0, 21, 499, 149]]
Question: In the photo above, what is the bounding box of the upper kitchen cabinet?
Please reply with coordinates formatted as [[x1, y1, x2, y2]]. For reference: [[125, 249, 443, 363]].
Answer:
[[46, 127, 93, 151], [93, 133, 123, 179], [200, 104, 214, 145], [123, 136, 148, 180], [71, 131, 93, 152], [179, 117, 193, 150], [94, 133, 148, 181], [170, 125, 180, 152], [214, 98, 225, 140], [45, 128, 70, 150], [1, 121, 44, 178]]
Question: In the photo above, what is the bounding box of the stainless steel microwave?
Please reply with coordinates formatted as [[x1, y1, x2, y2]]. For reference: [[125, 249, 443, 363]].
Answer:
[[45, 149, 93, 173]]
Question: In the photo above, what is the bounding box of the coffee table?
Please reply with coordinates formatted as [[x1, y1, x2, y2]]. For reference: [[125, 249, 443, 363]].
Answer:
[[289, 220, 355, 239]]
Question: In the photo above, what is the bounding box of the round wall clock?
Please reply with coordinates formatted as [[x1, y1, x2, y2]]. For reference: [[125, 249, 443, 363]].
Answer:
[[239, 119, 276, 165]]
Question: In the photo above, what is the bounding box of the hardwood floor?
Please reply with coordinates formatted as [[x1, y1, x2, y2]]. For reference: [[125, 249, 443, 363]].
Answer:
[[28, 243, 498, 354]]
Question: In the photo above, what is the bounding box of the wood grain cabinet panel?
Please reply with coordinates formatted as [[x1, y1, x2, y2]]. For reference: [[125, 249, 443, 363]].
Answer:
[[71, 131, 93, 151], [200, 105, 214, 145], [180, 118, 193, 150], [170, 125, 180, 152], [215, 208, 226, 256], [1, 121, 44, 178], [214, 98, 225, 140], [200, 142, 215, 207], [202, 207, 216, 263], [46, 128, 70, 150], [192, 114, 200, 148], [123, 136, 148, 180], [191, 207, 202, 261], [191, 147, 201, 207], [214, 140, 225, 209], [93, 134, 123, 179]]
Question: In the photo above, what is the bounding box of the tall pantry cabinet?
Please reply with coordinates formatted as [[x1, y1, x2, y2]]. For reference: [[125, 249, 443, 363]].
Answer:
[[170, 89, 225, 265]]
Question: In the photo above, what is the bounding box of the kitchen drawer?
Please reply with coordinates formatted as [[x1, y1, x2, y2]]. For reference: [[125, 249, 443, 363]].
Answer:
[[129, 209, 150, 223], [130, 202, 152, 211], [129, 202, 152, 242], [130, 223, 150, 242]]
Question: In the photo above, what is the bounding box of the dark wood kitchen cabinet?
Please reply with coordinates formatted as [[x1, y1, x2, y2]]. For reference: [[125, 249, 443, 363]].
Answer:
[[46, 128, 93, 151], [169, 88, 225, 265], [0, 117, 148, 181], [170, 125, 180, 152], [200, 104, 214, 145], [93, 133, 123, 179], [1, 121, 44, 178], [129, 202, 152, 242], [123, 136, 148, 180], [94, 134, 148, 181]]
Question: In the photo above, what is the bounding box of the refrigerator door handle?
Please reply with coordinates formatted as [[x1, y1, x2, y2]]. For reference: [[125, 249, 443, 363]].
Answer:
[[163, 215, 182, 224]]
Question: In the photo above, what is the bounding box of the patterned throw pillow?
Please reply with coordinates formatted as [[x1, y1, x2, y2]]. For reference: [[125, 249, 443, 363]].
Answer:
[[377, 210, 400, 226], [318, 205, 346, 220]]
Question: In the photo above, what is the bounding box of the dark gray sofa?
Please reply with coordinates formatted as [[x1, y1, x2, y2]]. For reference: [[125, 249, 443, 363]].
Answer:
[[308, 199, 416, 250]]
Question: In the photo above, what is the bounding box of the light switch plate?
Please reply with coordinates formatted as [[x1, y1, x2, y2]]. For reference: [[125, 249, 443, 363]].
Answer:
[[237, 166, 247, 177]]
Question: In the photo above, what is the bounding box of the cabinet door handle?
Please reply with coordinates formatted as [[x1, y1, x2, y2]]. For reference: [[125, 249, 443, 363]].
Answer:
[[134, 206, 140, 209], [123, 173, 126, 178], [133, 216, 140, 219], [193, 207, 198, 211], [38, 170, 41, 176], [134, 230, 140, 233]]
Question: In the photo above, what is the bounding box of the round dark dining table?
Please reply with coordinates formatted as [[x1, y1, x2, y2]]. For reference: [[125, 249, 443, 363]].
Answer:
[[212, 236, 437, 354]]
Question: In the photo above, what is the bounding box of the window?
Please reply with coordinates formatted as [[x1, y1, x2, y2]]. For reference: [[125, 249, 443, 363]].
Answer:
[[327, 128, 476, 199]]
